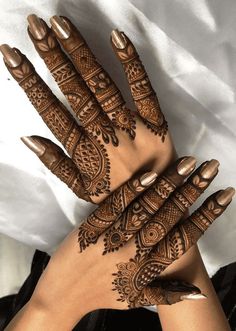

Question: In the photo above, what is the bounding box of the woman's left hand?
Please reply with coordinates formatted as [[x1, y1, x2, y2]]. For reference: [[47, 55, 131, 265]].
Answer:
[[26, 156, 234, 327]]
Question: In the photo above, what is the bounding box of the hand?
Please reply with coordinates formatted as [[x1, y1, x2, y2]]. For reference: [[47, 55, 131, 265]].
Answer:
[[0, 14, 176, 203], [28, 156, 234, 326]]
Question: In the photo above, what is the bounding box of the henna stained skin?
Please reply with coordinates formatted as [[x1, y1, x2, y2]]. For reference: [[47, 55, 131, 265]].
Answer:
[[112, 188, 234, 308], [111, 29, 168, 140]]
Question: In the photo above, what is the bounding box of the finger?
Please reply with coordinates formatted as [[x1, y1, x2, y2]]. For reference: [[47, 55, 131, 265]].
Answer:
[[50, 15, 136, 138], [135, 159, 220, 257], [77, 170, 158, 252], [149, 187, 235, 274], [110, 29, 168, 141], [0, 44, 84, 159], [21, 135, 90, 202], [27, 15, 118, 146], [137, 280, 206, 307], [103, 156, 197, 254]]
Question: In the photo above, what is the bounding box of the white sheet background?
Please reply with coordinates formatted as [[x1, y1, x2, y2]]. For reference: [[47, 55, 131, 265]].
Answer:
[[0, 0, 235, 279]]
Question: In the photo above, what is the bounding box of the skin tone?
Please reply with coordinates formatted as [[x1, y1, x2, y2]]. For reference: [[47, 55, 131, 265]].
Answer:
[[0, 14, 233, 331]]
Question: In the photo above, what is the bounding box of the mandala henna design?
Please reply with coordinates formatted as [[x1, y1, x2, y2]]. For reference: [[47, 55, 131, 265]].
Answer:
[[111, 30, 168, 141], [50, 16, 136, 139], [28, 20, 119, 147], [112, 188, 233, 308], [135, 159, 219, 257], [77, 171, 157, 252]]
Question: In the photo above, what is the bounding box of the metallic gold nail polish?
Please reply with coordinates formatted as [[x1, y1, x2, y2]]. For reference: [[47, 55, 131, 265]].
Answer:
[[50, 15, 70, 39], [21, 136, 45, 157], [140, 171, 158, 186], [200, 159, 219, 179], [0, 44, 21, 67], [216, 187, 235, 206], [177, 156, 196, 176], [180, 293, 207, 301], [27, 14, 47, 40], [111, 29, 127, 49]]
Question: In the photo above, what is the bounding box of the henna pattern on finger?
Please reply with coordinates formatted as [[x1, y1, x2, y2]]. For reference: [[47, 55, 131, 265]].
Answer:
[[27, 18, 119, 147], [77, 171, 157, 251], [1, 45, 111, 197], [111, 30, 168, 141], [50, 16, 136, 138], [102, 157, 196, 254], [112, 187, 234, 308], [135, 159, 219, 257]]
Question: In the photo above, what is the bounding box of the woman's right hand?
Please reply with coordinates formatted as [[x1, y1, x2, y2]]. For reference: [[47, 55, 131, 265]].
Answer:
[[27, 156, 234, 325]]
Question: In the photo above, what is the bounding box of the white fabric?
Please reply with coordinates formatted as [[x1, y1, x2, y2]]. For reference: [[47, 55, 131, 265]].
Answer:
[[0, 0, 235, 277]]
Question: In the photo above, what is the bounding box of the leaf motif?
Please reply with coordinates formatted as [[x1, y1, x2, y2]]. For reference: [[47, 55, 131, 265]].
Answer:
[[22, 62, 30, 75], [37, 41, 49, 52], [198, 181, 208, 188], [192, 175, 200, 185], [48, 35, 56, 49], [117, 51, 129, 60], [127, 44, 134, 56], [213, 208, 222, 215], [13, 69, 24, 79], [207, 200, 215, 210]]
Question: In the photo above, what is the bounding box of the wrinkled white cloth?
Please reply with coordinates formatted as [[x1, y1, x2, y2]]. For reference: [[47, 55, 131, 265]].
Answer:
[[0, 0, 235, 277]]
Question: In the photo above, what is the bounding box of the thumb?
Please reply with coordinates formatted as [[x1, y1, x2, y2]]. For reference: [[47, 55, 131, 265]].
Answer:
[[138, 279, 207, 307]]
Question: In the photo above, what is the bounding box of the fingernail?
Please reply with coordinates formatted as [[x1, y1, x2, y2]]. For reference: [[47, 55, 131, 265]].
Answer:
[[177, 156, 196, 176], [180, 293, 207, 301], [27, 14, 47, 40], [216, 187, 235, 206], [200, 159, 219, 179], [50, 15, 70, 39], [21, 136, 45, 157], [111, 29, 127, 49], [0, 44, 21, 67], [140, 171, 158, 186]]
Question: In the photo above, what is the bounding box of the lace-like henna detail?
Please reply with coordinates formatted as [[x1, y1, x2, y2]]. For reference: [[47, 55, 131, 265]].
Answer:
[[28, 24, 119, 147], [55, 17, 136, 138], [112, 194, 227, 308], [102, 176, 177, 254], [112, 32, 168, 141], [77, 176, 149, 252], [6, 50, 112, 197]]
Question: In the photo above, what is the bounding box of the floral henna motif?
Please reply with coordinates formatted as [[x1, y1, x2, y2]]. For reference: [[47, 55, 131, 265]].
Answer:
[[51, 17, 137, 138], [135, 162, 217, 257], [77, 174, 155, 252], [28, 23, 119, 147], [102, 175, 177, 254], [4, 48, 112, 197], [112, 192, 229, 308], [111, 31, 168, 141]]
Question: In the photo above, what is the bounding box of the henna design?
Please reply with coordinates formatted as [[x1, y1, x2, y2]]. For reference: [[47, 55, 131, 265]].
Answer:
[[77, 173, 155, 251], [135, 162, 217, 257], [112, 191, 230, 308], [111, 31, 168, 141], [4, 48, 112, 197], [28, 23, 119, 147], [102, 175, 178, 254], [50, 16, 136, 138]]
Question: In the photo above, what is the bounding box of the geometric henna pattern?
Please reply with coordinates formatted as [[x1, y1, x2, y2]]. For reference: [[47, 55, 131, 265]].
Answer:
[[135, 164, 216, 257], [4, 49, 111, 197], [111, 31, 168, 141], [77, 174, 151, 252], [112, 192, 228, 308], [28, 23, 119, 147], [51, 17, 136, 139], [103, 175, 177, 254]]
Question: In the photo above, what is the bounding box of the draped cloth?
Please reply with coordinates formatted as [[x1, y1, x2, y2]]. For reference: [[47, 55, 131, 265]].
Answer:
[[0, 0, 235, 277]]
